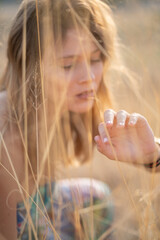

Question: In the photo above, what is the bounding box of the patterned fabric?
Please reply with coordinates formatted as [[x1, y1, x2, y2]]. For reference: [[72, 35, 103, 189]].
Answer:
[[17, 178, 114, 239]]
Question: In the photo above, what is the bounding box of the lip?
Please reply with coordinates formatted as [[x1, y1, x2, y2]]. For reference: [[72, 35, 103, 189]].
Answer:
[[76, 90, 95, 99]]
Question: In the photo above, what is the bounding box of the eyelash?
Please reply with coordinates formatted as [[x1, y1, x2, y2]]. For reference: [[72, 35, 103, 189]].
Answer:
[[91, 58, 101, 63], [62, 57, 101, 70], [63, 65, 73, 70]]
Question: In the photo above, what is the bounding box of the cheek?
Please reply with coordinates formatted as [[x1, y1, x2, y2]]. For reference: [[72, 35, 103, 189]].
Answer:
[[65, 72, 77, 94], [44, 69, 68, 101], [94, 63, 103, 87]]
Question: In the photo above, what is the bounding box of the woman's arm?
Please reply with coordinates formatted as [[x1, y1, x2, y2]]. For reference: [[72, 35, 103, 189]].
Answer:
[[0, 128, 24, 239], [0, 92, 25, 239], [0, 172, 17, 240], [94, 109, 160, 172]]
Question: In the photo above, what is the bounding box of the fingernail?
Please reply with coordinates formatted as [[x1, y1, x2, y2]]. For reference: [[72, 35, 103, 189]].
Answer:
[[129, 119, 137, 126], [117, 122, 125, 127], [106, 120, 113, 125], [129, 120, 135, 125], [103, 137, 108, 143], [94, 136, 99, 143]]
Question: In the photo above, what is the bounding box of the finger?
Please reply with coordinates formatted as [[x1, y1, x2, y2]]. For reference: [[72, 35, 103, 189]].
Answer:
[[94, 135, 103, 151], [136, 114, 148, 128], [128, 113, 148, 128], [116, 110, 129, 128], [104, 109, 116, 127], [94, 135, 100, 144], [128, 113, 138, 126], [98, 122, 108, 143], [94, 136, 106, 155]]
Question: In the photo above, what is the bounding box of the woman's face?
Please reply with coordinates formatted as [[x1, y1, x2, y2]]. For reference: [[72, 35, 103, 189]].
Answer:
[[44, 28, 103, 113]]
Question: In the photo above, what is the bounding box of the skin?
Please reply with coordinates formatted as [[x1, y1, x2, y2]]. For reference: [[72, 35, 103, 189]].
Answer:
[[0, 28, 104, 239], [43, 28, 103, 114], [0, 92, 24, 240], [0, 28, 160, 239], [94, 109, 160, 167]]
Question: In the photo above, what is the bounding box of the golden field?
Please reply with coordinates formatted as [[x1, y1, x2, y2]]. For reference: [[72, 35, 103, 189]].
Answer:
[[0, 1, 160, 239]]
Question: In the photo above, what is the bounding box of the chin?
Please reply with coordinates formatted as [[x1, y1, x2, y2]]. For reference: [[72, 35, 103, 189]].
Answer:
[[69, 101, 94, 113]]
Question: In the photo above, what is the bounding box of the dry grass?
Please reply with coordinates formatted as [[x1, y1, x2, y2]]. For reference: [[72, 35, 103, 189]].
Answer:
[[0, 1, 160, 240], [65, 3, 160, 239]]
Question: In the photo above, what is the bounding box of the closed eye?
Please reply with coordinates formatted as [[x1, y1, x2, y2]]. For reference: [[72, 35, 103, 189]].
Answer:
[[62, 65, 73, 70], [91, 58, 101, 63], [91, 51, 102, 63]]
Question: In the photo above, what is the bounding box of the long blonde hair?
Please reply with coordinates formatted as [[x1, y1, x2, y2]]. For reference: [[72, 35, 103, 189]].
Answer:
[[1, 0, 118, 175]]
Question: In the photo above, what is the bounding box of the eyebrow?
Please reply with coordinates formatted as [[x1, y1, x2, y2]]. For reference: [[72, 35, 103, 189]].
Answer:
[[59, 48, 100, 60]]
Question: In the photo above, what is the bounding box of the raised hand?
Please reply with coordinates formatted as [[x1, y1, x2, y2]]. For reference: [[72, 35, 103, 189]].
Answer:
[[94, 109, 160, 165]]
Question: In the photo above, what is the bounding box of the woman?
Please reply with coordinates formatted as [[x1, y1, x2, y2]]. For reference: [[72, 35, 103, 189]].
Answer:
[[0, 0, 159, 239]]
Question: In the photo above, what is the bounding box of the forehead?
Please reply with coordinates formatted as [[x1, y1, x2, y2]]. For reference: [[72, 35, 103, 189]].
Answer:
[[57, 28, 97, 58]]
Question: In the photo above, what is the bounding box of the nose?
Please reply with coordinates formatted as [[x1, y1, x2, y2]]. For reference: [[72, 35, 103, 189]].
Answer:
[[77, 63, 95, 83]]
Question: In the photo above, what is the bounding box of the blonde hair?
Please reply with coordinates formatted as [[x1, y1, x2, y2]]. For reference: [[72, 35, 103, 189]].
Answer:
[[1, 0, 118, 174]]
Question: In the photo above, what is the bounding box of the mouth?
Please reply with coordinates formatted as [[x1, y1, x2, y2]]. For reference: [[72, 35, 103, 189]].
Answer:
[[76, 90, 95, 99]]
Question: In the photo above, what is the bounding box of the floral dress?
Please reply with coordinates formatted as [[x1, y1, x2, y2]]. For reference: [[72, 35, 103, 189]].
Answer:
[[17, 178, 114, 239]]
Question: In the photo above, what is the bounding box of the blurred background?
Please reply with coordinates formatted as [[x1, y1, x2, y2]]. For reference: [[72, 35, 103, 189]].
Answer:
[[0, 0, 160, 239], [1, 0, 160, 128]]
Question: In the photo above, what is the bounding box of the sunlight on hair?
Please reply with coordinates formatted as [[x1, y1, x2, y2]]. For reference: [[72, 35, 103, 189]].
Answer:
[[0, 0, 160, 239]]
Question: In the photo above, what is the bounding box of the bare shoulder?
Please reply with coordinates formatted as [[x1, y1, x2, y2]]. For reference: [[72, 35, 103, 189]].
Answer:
[[0, 91, 24, 192], [0, 91, 24, 239]]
